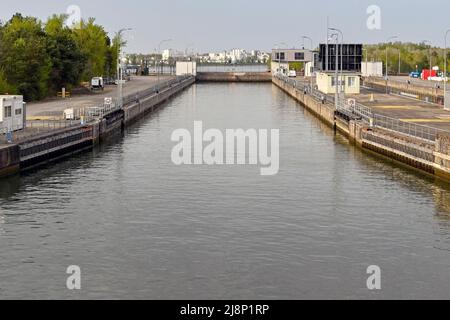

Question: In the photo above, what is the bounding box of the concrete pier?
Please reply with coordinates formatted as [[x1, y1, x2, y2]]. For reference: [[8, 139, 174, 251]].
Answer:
[[273, 76, 450, 181], [0, 76, 195, 178]]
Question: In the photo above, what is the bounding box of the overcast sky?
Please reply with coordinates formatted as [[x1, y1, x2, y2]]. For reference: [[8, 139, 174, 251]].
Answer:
[[1, 0, 449, 53]]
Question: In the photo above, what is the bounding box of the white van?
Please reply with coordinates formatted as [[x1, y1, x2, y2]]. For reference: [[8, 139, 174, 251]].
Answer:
[[288, 70, 297, 78]]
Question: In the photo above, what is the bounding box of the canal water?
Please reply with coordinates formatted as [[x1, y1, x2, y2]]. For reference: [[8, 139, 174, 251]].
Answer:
[[0, 83, 449, 299]]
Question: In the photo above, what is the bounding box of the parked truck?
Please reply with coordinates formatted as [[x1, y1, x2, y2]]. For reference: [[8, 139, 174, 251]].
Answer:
[[90, 77, 104, 91]]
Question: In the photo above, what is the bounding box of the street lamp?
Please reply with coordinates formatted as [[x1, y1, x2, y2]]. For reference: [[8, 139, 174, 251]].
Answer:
[[444, 30, 450, 110], [274, 42, 288, 75], [303, 36, 314, 91], [116, 28, 132, 108], [329, 33, 339, 109], [158, 39, 172, 82], [329, 28, 344, 101], [422, 40, 432, 81], [385, 36, 398, 94]]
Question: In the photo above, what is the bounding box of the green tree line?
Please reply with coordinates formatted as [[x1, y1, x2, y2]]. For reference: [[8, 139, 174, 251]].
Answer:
[[364, 42, 450, 75], [0, 13, 119, 101]]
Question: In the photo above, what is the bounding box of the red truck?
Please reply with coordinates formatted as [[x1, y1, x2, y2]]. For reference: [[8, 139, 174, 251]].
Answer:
[[421, 69, 437, 80]]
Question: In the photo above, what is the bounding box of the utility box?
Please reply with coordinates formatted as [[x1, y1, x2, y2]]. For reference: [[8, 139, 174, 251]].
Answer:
[[0, 95, 25, 133], [176, 61, 197, 76]]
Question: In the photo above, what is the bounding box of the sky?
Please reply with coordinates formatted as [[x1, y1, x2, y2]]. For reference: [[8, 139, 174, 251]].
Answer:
[[1, 0, 449, 53]]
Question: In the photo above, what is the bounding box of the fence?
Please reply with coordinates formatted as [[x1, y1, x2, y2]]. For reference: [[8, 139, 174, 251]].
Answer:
[[82, 75, 193, 122], [1, 75, 194, 144], [275, 74, 450, 142]]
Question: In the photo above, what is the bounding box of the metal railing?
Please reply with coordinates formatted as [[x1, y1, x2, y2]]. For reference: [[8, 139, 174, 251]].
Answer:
[[1, 75, 194, 144], [275, 73, 450, 142], [80, 75, 193, 122]]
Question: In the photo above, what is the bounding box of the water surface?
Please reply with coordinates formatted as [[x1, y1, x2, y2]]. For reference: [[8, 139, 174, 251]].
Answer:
[[0, 83, 449, 299]]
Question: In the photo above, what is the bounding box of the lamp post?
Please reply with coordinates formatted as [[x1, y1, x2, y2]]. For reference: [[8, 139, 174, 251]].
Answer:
[[422, 40, 432, 81], [116, 28, 132, 108], [274, 42, 288, 75], [329, 33, 339, 109], [329, 28, 344, 101], [158, 39, 172, 83], [385, 36, 398, 94], [444, 30, 450, 110], [302, 36, 314, 91]]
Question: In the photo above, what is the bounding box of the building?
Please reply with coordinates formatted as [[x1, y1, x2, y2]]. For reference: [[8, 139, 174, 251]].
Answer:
[[318, 44, 363, 72], [271, 48, 317, 74], [176, 61, 197, 76], [0, 95, 25, 133], [361, 62, 383, 77], [316, 44, 363, 94], [162, 49, 185, 61], [316, 72, 361, 95]]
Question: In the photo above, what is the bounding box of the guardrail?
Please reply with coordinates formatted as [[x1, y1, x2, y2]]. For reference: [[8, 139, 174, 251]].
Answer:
[[82, 75, 193, 122], [275, 73, 450, 142]]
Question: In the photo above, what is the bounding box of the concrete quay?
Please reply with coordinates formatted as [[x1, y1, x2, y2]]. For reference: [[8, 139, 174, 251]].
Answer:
[[273, 76, 450, 181], [0, 76, 195, 178]]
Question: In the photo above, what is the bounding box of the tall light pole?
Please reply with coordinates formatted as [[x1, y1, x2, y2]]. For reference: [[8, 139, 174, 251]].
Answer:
[[385, 36, 398, 94], [274, 42, 288, 75], [444, 30, 450, 110], [422, 40, 432, 81], [303, 36, 314, 90], [329, 28, 344, 100], [116, 28, 132, 108], [329, 33, 339, 109], [158, 39, 172, 83]]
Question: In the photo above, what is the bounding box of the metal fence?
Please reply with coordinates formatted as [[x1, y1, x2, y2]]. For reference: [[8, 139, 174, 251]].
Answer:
[[1, 75, 194, 144], [82, 75, 193, 122], [275, 74, 450, 142]]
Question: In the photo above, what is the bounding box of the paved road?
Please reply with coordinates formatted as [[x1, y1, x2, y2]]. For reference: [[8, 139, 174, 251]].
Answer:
[[27, 76, 175, 118], [352, 87, 450, 131], [381, 75, 445, 89]]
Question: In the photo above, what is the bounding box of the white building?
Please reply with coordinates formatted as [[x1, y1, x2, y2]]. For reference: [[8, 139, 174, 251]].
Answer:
[[162, 49, 185, 61], [176, 61, 197, 76], [0, 95, 25, 133], [316, 72, 361, 95]]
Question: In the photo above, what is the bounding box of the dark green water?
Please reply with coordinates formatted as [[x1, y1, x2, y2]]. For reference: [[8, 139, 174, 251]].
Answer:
[[0, 83, 449, 299]]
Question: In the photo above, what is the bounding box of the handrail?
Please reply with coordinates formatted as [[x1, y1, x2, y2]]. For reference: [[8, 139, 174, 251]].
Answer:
[[275, 73, 450, 142]]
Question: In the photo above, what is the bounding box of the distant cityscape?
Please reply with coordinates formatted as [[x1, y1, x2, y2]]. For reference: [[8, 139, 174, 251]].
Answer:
[[140, 48, 270, 64]]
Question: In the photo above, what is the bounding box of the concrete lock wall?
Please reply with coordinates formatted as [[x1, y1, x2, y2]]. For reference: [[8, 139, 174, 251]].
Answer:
[[0, 144, 20, 177], [0, 76, 196, 178], [196, 72, 272, 82], [272, 75, 450, 182]]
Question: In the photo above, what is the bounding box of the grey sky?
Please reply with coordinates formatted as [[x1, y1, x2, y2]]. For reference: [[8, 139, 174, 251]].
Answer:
[[1, 0, 449, 53]]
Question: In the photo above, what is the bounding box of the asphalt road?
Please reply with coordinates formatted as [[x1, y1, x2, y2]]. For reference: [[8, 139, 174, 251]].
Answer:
[[27, 75, 175, 118], [384, 75, 445, 89]]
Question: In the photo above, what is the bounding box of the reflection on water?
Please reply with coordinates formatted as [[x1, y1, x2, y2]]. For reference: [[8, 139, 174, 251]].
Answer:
[[0, 83, 449, 300]]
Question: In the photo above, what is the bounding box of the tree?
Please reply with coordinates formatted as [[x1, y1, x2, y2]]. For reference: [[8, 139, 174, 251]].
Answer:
[[72, 18, 109, 81], [0, 13, 51, 100], [45, 14, 86, 92]]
